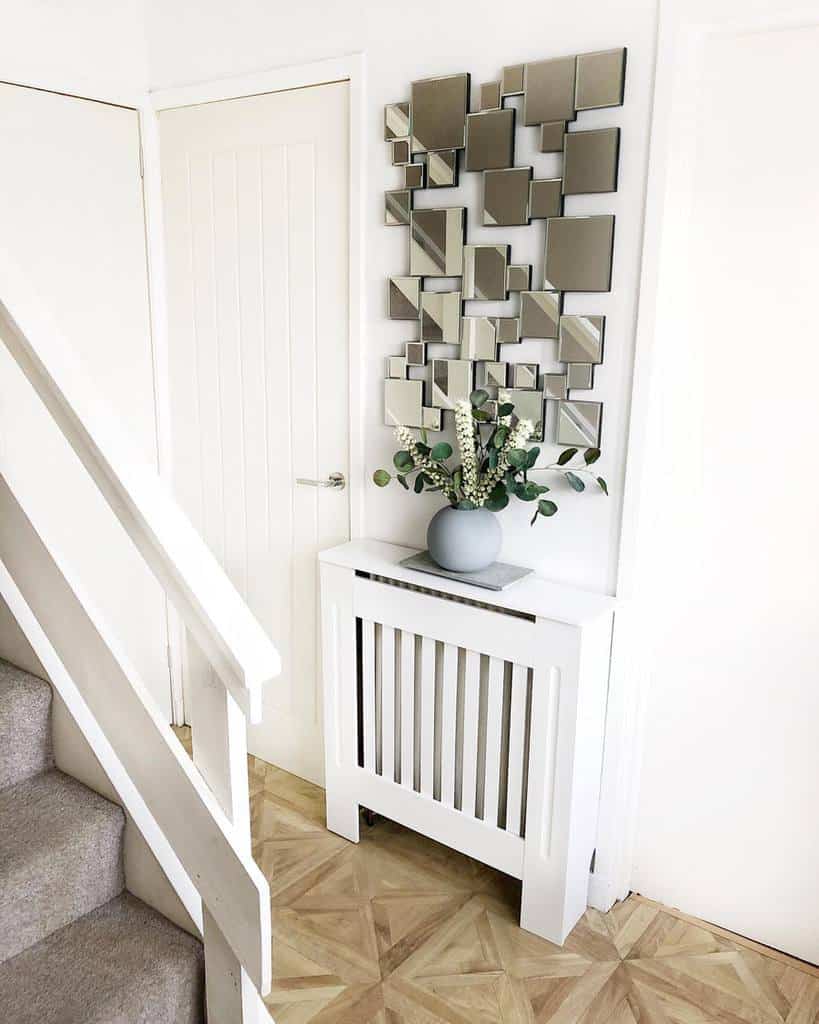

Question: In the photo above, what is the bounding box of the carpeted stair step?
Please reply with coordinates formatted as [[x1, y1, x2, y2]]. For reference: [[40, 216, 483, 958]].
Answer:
[[0, 659, 53, 791], [0, 892, 205, 1024], [0, 769, 125, 961]]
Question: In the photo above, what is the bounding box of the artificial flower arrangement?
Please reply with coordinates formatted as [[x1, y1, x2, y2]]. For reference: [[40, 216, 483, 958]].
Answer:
[[374, 389, 608, 525]]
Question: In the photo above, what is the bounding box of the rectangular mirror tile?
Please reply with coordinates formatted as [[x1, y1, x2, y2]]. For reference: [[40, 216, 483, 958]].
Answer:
[[540, 120, 566, 152], [529, 177, 563, 219], [512, 363, 539, 389], [420, 290, 461, 343], [431, 358, 473, 409], [422, 406, 443, 431], [385, 378, 424, 427], [477, 361, 507, 390], [556, 400, 602, 447], [460, 316, 497, 360], [385, 189, 411, 226], [495, 316, 520, 344], [498, 388, 545, 440], [403, 162, 425, 189], [426, 149, 458, 188], [388, 276, 421, 319], [506, 264, 531, 292], [483, 166, 531, 226], [558, 314, 605, 363], [405, 341, 427, 366], [385, 101, 410, 141], [575, 48, 626, 111], [387, 356, 407, 378], [544, 373, 568, 400], [410, 207, 465, 276], [563, 128, 620, 195], [465, 108, 515, 172], [463, 244, 509, 300], [480, 81, 501, 110], [567, 362, 594, 390], [391, 138, 411, 165], [544, 215, 614, 292], [523, 56, 576, 126], [502, 64, 524, 96], [520, 290, 562, 338], [411, 73, 469, 153]]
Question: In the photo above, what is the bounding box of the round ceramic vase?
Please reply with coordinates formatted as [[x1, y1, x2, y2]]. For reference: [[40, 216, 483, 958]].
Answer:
[[426, 507, 501, 573]]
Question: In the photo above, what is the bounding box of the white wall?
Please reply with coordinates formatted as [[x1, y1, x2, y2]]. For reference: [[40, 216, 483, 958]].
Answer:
[[145, 0, 658, 595]]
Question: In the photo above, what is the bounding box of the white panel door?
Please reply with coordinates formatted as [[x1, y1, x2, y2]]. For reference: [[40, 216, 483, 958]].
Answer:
[[160, 82, 350, 785], [0, 85, 172, 718]]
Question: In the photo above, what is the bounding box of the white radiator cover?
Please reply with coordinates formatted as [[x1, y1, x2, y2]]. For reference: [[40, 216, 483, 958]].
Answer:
[[319, 539, 614, 945]]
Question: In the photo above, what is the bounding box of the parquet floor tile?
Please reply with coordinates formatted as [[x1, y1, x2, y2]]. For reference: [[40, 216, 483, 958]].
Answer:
[[173, 728, 819, 1024]]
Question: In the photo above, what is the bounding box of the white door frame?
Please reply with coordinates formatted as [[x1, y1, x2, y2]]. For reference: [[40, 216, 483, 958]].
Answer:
[[140, 54, 367, 725]]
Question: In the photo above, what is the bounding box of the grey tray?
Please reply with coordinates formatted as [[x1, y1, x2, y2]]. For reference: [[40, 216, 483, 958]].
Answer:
[[399, 551, 533, 591]]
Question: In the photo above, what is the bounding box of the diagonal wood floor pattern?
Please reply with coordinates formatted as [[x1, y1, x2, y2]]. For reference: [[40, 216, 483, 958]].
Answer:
[[174, 728, 819, 1023]]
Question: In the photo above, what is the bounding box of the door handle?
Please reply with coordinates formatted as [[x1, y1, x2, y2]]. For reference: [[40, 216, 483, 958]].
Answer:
[[296, 472, 346, 490]]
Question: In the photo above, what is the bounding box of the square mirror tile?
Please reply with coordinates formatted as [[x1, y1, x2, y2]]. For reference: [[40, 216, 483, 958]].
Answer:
[[385, 102, 410, 141], [431, 358, 474, 409], [391, 138, 411, 165], [460, 317, 497, 360], [385, 378, 424, 427], [544, 215, 614, 292], [410, 207, 465, 276], [477, 361, 507, 390], [387, 355, 407, 378], [523, 56, 576, 126], [463, 244, 509, 300], [426, 149, 458, 188], [483, 166, 531, 226], [502, 64, 524, 96], [544, 373, 568, 400], [405, 341, 427, 366], [422, 406, 443, 431], [465, 108, 515, 171], [567, 362, 594, 390], [512, 363, 539, 390], [520, 290, 561, 338], [495, 316, 520, 344], [385, 189, 411, 226], [498, 388, 545, 440], [575, 48, 626, 111], [556, 399, 601, 447], [540, 120, 566, 153], [411, 73, 469, 153], [388, 276, 421, 319], [558, 314, 605, 363], [421, 290, 461, 343], [403, 162, 425, 189], [506, 264, 531, 292], [480, 81, 501, 110], [563, 128, 620, 195], [529, 178, 563, 219]]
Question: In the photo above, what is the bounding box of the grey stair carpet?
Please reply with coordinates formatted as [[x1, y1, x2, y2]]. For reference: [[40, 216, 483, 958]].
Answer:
[[0, 660, 205, 1022]]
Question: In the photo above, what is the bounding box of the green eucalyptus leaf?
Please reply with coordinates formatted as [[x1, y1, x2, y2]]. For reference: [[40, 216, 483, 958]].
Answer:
[[414, 473, 426, 493], [517, 481, 545, 502], [470, 388, 489, 408], [498, 402, 514, 417], [556, 447, 578, 466], [507, 448, 528, 469], [538, 499, 558, 517], [597, 476, 609, 495], [493, 425, 509, 449], [488, 448, 499, 470], [415, 441, 430, 456], [472, 408, 490, 421], [526, 447, 540, 469], [373, 469, 390, 487], [397, 474, 409, 490], [485, 489, 510, 512], [452, 467, 463, 490], [584, 447, 601, 465], [430, 441, 453, 461], [393, 450, 414, 472], [566, 471, 586, 492], [457, 499, 478, 510]]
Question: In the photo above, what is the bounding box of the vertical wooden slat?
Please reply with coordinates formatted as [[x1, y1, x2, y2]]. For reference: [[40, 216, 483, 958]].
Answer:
[[440, 642, 458, 807], [381, 625, 396, 782], [400, 629, 414, 786], [506, 662, 528, 835], [461, 649, 481, 817], [483, 656, 504, 826], [420, 635, 435, 796], [362, 619, 376, 772]]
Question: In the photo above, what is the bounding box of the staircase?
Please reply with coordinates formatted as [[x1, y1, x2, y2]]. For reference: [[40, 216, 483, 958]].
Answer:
[[0, 659, 205, 1023]]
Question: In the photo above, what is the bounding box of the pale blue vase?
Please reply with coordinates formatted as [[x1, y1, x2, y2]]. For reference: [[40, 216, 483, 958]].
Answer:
[[426, 507, 501, 573]]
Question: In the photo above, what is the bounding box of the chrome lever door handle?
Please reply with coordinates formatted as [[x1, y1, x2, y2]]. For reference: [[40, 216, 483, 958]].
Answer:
[[296, 472, 346, 490]]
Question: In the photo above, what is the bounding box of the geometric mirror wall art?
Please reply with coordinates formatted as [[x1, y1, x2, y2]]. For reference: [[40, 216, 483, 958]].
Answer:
[[383, 47, 627, 449]]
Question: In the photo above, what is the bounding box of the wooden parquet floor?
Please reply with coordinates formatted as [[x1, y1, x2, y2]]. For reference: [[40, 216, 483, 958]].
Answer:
[[174, 728, 819, 1024]]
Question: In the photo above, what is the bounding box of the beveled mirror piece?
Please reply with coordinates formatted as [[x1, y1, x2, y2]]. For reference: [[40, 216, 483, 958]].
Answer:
[[420, 290, 461, 344], [411, 73, 469, 153], [506, 264, 531, 292], [529, 178, 563, 219], [557, 400, 601, 447], [483, 166, 531, 226], [495, 316, 520, 344], [558, 314, 605, 363], [387, 356, 408, 379], [502, 64, 524, 96], [422, 406, 443, 431], [460, 317, 497, 361], [544, 215, 614, 292], [465, 108, 515, 172], [520, 290, 562, 339], [431, 358, 474, 409], [480, 81, 501, 111], [567, 362, 594, 390], [477, 361, 507, 390], [563, 128, 620, 195], [385, 102, 410, 141], [482, 400, 499, 421], [410, 207, 465, 276], [463, 244, 509, 300], [403, 162, 425, 189], [540, 120, 566, 153], [512, 363, 539, 390], [388, 276, 421, 320], [392, 138, 411, 165], [544, 373, 568, 401], [385, 378, 424, 427], [385, 189, 411, 226], [498, 388, 545, 441], [523, 56, 576, 126], [426, 149, 458, 188], [575, 48, 626, 111], [405, 341, 427, 366]]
